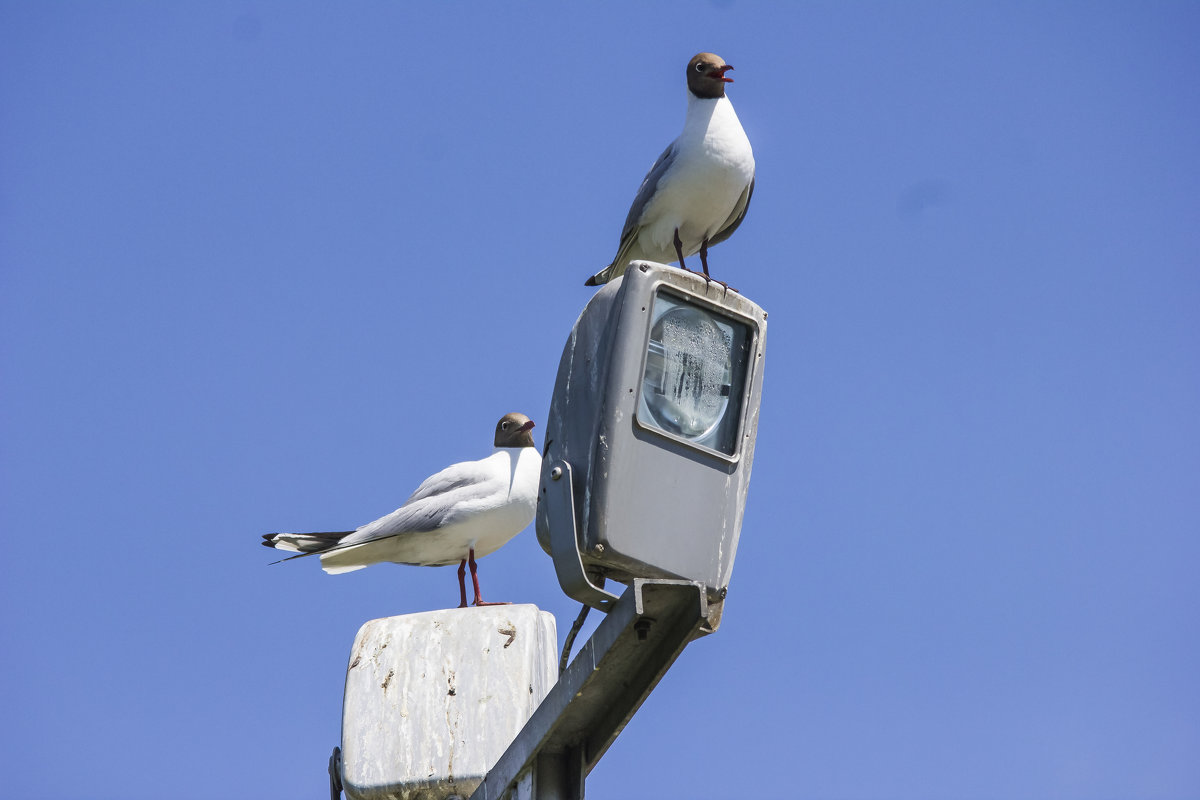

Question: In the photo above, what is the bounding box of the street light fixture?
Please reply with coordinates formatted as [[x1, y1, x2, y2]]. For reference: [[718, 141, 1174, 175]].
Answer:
[[537, 261, 768, 620]]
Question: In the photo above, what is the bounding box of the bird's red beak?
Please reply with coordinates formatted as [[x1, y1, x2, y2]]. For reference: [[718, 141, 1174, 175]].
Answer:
[[519, 420, 535, 433], [710, 64, 734, 83]]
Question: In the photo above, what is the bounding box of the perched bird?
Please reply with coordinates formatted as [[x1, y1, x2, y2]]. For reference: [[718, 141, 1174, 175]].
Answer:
[[586, 52, 755, 287], [262, 412, 540, 608]]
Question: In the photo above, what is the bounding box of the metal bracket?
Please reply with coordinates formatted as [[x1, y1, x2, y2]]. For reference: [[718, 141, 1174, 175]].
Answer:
[[328, 746, 343, 800], [469, 579, 708, 800], [545, 460, 620, 612]]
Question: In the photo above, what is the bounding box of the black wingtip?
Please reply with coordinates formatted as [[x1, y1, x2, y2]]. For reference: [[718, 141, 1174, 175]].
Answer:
[[584, 275, 598, 286]]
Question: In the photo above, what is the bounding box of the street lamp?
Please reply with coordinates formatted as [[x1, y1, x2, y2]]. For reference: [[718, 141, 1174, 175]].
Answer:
[[537, 261, 768, 620]]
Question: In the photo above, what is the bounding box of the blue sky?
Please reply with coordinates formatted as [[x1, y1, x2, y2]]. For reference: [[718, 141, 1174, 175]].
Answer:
[[2, 2, 1197, 798]]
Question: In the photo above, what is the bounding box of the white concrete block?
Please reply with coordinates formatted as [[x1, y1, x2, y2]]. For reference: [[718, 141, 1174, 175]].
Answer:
[[340, 605, 557, 800]]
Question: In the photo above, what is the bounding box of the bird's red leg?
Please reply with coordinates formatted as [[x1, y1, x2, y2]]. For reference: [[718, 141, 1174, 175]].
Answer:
[[673, 229, 691, 272], [469, 548, 510, 607], [457, 558, 468, 608]]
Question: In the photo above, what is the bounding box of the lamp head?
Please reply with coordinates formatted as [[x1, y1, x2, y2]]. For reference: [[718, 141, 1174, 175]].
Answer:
[[537, 262, 768, 607]]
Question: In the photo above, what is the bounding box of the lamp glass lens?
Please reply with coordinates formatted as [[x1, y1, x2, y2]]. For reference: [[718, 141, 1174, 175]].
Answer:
[[638, 292, 751, 455]]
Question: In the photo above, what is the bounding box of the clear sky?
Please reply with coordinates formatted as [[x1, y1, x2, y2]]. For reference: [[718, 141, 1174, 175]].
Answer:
[[2, 3, 1197, 798]]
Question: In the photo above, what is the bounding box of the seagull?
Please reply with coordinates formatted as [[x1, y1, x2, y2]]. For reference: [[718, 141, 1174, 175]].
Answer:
[[585, 52, 755, 288], [262, 412, 541, 608]]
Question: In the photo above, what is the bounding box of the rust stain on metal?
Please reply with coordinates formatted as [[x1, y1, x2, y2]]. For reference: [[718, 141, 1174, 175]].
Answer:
[[498, 627, 517, 648]]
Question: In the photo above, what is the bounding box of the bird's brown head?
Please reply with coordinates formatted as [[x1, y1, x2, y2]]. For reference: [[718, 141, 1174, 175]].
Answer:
[[495, 412, 536, 448], [686, 52, 734, 99]]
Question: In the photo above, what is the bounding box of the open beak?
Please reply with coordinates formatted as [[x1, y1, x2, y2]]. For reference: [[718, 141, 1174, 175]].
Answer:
[[711, 64, 734, 83]]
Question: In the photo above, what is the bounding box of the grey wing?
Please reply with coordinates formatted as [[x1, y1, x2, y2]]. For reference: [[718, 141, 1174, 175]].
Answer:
[[337, 461, 499, 546], [617, 142, 678, 245], [401, 461, 483, 505], [587, 141, 680, 285], [707, 177, 754, 247]]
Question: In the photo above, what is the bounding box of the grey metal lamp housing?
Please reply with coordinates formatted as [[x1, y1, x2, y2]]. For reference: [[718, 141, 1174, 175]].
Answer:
[[537, 261, 767, 615]]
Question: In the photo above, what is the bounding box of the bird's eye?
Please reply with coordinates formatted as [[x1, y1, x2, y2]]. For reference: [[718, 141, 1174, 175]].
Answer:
[[694, 63, 706, 72], [501, 422, 510, 430]]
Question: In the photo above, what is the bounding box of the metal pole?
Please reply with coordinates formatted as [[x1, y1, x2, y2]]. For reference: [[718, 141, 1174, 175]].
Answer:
[[469, 579, 711, 800]]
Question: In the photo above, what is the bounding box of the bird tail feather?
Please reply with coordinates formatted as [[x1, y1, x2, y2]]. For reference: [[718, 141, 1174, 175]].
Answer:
[[262, 531, 352, 554], [261, 530, 380, 572], [587, 232, 648, 286], [585, 264, 613, 286]]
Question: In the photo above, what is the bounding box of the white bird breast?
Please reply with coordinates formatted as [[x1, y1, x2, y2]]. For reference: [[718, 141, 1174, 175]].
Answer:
[[640, 97, 754, 257]]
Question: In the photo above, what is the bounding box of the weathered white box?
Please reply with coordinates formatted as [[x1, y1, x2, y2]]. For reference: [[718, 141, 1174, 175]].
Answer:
[[340, 605, 557, 800]]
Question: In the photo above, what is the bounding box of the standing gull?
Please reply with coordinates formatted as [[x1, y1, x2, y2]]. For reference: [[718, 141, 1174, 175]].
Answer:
[[262, 413, 540, 608], [585, 52, 756, 287]]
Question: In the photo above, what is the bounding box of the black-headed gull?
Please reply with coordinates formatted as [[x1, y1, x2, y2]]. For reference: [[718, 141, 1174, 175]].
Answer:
[[262, 413, 540, 608], [586, 52, 755, 288]]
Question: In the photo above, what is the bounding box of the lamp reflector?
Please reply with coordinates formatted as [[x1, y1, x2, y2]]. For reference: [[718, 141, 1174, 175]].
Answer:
[[636, 291, 751, 456]]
